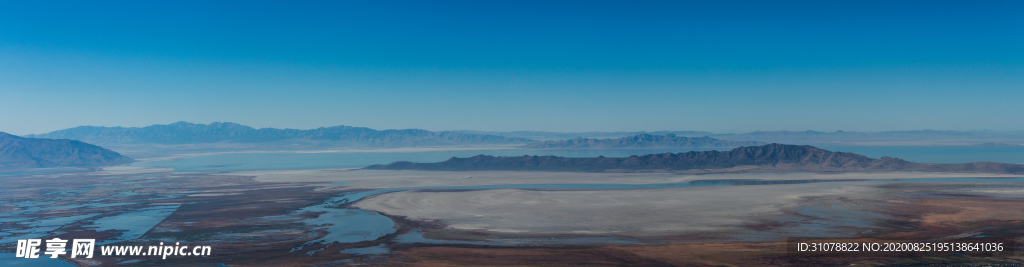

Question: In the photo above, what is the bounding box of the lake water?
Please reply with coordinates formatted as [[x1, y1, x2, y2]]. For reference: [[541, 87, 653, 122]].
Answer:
[[131, 146, 1024, 172], [0, 168, 85, 176], [820, 146, 1024, 164], [89, 205, 180, 245]]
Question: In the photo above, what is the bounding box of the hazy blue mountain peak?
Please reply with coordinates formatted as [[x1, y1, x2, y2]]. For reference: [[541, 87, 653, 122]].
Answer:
[[0, 132, 133, 170]]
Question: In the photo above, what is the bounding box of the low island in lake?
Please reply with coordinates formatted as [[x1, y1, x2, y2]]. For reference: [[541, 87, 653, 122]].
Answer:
[[368, 143, 1024, 174]]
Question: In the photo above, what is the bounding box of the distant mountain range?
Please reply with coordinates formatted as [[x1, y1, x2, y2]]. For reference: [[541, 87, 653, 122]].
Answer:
[[457, 130, 1024, 146], [29, 122, 534, 148], [0, 132, 134, 170], [522, 134, 762, 149], [451, 130, 716, 141], [28, 122, 1024, 151], [972, 143, 1023, 147], [367, 143, 1024, 174]]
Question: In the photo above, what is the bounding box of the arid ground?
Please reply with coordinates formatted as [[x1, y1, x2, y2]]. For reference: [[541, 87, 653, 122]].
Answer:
[[3, 168, 1024, 266]]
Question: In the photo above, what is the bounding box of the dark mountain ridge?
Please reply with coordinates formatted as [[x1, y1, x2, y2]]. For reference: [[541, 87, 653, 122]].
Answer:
[[29, 122, 534, 147], [522, 134, 763, 149], [367, 143, 1024, 174], [0, 132, 134, 170]]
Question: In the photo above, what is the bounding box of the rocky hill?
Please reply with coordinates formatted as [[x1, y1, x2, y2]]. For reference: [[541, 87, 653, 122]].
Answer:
[[29, 122, 534, 147], [367, 143, 1024, 174], [522, 134, 762, 149], [0, 132, 134, 170]]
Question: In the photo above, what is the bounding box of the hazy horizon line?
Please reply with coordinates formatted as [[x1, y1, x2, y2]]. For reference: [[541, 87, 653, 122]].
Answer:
[[12, 120, 1024, 137]]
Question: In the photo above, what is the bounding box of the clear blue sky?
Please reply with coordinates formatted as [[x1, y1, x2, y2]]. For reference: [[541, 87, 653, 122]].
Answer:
[[1, 0, 1022, 135]]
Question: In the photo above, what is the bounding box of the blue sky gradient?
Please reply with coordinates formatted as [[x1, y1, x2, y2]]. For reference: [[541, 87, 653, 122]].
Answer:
[[1, 0, 1022, 135]]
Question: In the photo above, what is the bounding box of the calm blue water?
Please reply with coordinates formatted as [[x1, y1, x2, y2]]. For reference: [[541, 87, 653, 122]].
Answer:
[[0, 168, 84, 176], [0, 214, 99, 244], [132, 146, 1024, 172], [820, 146, 1024, 164], [89, 205, 180, 245]]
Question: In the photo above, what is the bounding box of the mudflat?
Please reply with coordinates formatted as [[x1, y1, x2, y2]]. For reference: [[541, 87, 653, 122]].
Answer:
[[240, 168, 1024, 242], [351, 183, 885, 238]]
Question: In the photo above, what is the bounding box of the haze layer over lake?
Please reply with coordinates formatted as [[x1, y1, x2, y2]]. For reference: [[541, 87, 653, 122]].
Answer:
[[130, 146, 1024, 172]]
